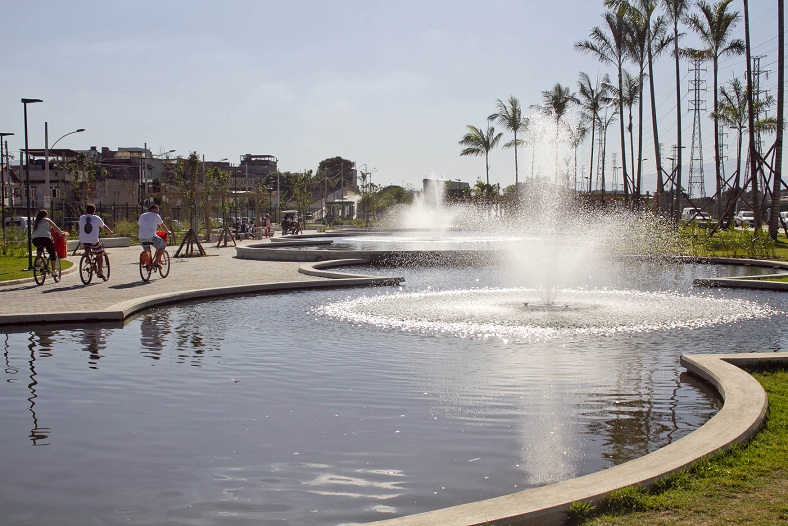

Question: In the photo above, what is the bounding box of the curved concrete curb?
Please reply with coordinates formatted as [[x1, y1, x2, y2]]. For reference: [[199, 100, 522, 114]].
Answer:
[[367, 352, 784, 526], [690, 256, 788, 290], [298, 258, 403, 285], [0, 261, 404, 327]]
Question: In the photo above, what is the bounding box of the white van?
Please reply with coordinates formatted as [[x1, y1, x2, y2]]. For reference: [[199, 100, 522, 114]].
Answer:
[[680, 208, 710, 222], [4, 216, 31, 229]]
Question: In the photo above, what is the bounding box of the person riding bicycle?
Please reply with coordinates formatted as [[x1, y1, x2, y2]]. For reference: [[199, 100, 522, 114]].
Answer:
[[138, 204, 168, 267], [78, 204, 113, 279], [31, 209, 65, 277]]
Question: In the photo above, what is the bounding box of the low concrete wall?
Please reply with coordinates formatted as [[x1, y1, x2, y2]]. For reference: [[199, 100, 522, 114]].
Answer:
[[67, 237, 131, 250]]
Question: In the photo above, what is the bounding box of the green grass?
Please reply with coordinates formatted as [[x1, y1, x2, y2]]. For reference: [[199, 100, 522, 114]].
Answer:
[[680, 226, 788, 260], [757, 276, 788, 282], [572, 368, 788, 526], [0, 254, 73, 281]]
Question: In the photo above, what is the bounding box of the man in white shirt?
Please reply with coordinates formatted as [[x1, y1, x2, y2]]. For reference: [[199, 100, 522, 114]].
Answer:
[[78, 204, 113, 279], [138, 204, 168, 267]]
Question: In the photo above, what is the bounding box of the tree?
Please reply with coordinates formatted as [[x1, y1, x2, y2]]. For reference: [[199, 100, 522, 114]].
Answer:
[[289, 170, 316, 228], [576, 7, 632, 202], [472, 180, 498, 198], [577, 72, 610, 193], [604, 70, 640, 198], [715, 78, 778, 221], [458, 124, 503, 186], [488, 96, 528, 196], [173, 152, 202, 230], [172, 152, 206, 257], [63, 152, 105, 220], [685, 0, 745, 214], [663, 0, 692, 221], [567, 118, 588, 190], [533, 83, 579, 176], [206, 165, 233, 247]]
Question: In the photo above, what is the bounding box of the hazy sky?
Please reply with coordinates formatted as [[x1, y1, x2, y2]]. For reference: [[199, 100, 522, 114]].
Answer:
[[1, 0, 783, 193]]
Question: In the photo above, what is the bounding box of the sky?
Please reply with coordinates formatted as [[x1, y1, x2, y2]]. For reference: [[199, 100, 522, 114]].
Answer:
[[1, 0, 783, 194]]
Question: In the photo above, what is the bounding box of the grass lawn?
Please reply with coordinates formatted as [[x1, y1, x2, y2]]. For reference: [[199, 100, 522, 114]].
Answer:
[[574, 368, 788, 526], [0, 254, 73, 281], [758, 276, 788, 283]]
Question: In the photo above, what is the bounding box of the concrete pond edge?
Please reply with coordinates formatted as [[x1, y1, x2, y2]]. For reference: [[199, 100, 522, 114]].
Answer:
[[367, 352, 785, 526]]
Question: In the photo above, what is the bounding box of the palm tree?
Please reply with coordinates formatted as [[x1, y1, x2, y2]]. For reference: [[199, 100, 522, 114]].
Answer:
[[715, 77, 777, 220], [604, 70, 640, 198], [611, 0, 672, 205], [597, 109, 618, 194], [575, 7, 632, 203], [663, 0, 691, 221], [489, 96, 528, 197], [685, 0, 745, 215], [458, 124, 503, 186], [567, 118, 589, 190], [577, 72, 610, 194], [533, 83, 579, 174]]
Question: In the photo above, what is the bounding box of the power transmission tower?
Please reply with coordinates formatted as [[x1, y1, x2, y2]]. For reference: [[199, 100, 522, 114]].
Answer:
[[688, 58, 707, 199], [595, 123, 605, 192]]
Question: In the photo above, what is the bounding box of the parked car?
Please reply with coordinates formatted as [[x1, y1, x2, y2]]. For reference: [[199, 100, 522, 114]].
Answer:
[[734, 210, 756, 228], [680, 208, 710, 223]]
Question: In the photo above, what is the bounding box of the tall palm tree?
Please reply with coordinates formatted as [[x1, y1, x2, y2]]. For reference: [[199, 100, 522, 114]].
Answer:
[[716, 78, 777, 218], [575, 7, 632, 203], [458, 124, 503, 186], [611, 0, 672, 206], [597, 109, 618, 194], [567, 118, 589, 191], [488, 96, 528, 196], [663, 0, 691, 222], [685, 0, 745, 214], [577, 72, 610, 194], [604, 70, 640, 198], [645, 12, 672, 211], [533, 83, 579, 174], [769, 0, 784, 240]]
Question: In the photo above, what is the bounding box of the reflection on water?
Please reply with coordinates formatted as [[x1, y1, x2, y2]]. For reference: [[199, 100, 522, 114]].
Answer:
[[0, 261, 785, 525]]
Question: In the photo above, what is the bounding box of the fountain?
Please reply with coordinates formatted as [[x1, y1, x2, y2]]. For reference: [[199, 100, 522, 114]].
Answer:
[[1, 112, 785, 526]]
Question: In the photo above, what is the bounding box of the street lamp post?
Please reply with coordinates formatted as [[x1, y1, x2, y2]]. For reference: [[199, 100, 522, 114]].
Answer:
[[0, 132, 14, 254], [45, 124, 85, 213], [22, 98, 42, 271]]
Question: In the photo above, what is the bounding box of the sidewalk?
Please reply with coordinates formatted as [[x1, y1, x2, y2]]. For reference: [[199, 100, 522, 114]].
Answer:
[[0, 239, 331, 325]]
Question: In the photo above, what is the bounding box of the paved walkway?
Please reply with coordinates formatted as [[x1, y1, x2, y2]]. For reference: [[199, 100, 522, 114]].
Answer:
[[0, 238, 329, 324]]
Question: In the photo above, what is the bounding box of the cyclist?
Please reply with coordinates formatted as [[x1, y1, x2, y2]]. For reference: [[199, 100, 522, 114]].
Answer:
[[78, 204, 113, 279], [138, 204, 168, 267], [31, 209, 65, 277]]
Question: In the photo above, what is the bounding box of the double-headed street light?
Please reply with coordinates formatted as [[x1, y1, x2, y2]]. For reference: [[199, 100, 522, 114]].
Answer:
[[0, 132, 14, 254], [22, 98, 42, 271]]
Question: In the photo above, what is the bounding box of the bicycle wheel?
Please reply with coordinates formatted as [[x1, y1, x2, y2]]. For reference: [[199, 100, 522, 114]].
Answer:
[[33, 255, 46, 286], [101, 253, 111, 281], [159, 250, 171, 278], [79, 254, 93, 285], [52, 256, 62, 283], [139, 251, 152, 282]]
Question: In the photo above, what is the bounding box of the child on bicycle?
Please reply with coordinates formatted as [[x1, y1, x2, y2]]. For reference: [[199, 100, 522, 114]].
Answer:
[[31, 209, 65, 277], [78, 204, 113, 279], [138, 204, 168, 267]]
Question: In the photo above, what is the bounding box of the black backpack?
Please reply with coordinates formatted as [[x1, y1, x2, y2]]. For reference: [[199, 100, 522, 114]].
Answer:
[[83, 215, 93, 234]]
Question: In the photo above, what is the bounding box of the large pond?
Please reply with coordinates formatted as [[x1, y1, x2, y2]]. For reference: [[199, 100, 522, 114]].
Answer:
[[1, 261, 786, 525]]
